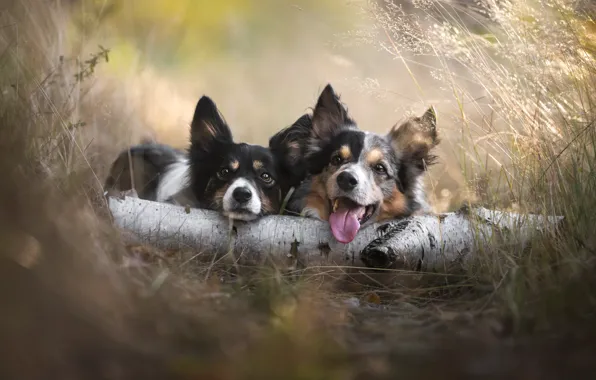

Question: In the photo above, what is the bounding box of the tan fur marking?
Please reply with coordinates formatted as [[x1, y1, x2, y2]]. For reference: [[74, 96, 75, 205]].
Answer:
[[214, 186, 227, 202], [287, 141, 300, 150], [253, 160, 263, 170], [339, 145, 351, 160], [411, 134, 435, 146], [213, 184, 230, 210], [259, 189, 277, 214], [389, 119, 438, 154], [304, 175, 330, 220], [378, 185, 409, 222], [231, 160, 239, 170], [366, 148, 383, 164]]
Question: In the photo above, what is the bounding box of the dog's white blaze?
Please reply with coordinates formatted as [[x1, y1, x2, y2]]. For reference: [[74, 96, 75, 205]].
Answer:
[[155, 158, 190, 202], [223, 177, 261, 220], [339, 164, 379, 206]]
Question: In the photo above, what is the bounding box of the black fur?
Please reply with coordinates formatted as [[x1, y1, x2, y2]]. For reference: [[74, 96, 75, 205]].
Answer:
[[268, 83, 440, 222], [105, 96, 287, 220], [188, 97, 281, 214], [268, 113, 312, 195], [306, 129, 365, 175], [310, 84, 354, 142], [104, 143, 185, 200]]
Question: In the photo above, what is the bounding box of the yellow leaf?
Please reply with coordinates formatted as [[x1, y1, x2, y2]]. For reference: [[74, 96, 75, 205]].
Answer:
[[364, 292, 381, 305]]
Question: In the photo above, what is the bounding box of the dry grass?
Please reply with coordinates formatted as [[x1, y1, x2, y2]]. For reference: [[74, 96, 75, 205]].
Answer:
[[364, 0, 596, 332], [2, 0, 596, 378]]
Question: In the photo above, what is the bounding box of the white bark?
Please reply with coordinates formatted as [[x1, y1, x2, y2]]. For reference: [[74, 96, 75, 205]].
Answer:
[[107, 195, 563, 271]]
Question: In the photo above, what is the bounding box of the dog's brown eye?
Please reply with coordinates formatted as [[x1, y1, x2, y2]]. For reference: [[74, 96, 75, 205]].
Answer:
[[217, 168, 230, 179], [260, 172, 273, 183], [331, 155, 343, 166], [374, 163, 387, 174]]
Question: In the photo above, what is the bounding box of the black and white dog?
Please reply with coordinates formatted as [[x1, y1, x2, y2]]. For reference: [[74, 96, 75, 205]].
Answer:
[[270, 84, 440, 243], [105, 96, 286, 221]]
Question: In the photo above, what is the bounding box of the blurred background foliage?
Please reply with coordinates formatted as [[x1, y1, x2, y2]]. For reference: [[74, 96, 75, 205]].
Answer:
[[60, 0, 407, 160], [71, 0, 361, 73]]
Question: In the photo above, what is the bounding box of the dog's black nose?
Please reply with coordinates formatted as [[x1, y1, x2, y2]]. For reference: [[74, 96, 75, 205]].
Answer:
[[232, 187, 252, 203], [337, 171, 358, 191]]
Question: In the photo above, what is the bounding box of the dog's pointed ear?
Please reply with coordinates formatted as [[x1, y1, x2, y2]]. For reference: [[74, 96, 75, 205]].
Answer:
[[269, 113, 312, 195], [269, 114, 311, 168], [311, 84, 351, 142], [190, 96, 233, 153], [388, 106, 439, 170], [420, 106, 437, 130]]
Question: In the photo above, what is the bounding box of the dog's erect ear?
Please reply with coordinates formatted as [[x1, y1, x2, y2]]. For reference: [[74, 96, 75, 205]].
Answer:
[[190, 96, 233, 153], [419, 106, 437, 130], [269, 113, 312, 195], [387, 106, 439, 170], [269, 114, 311, 170], [311, 84, 352, 142]]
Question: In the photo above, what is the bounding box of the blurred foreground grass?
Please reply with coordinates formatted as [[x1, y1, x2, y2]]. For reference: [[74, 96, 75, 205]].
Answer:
[[2, 0, 596, 378]]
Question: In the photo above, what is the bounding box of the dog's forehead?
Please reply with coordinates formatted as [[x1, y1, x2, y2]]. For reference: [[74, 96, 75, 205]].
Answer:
[[330, 129, 366, 156], [360, 133, 394, 161], [248, 145, 276, 166], [226, 143, 276, 170]]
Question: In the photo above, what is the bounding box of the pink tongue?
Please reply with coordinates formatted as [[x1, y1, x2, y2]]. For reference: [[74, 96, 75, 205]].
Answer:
[[329, 207, 363, 244]]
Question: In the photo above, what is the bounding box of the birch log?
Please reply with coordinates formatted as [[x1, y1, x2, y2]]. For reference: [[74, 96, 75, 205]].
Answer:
[[107, 195, 563, 271]]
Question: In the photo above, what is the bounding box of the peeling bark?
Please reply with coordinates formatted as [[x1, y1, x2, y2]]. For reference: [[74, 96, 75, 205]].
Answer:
[[107, 195, 563, 271]]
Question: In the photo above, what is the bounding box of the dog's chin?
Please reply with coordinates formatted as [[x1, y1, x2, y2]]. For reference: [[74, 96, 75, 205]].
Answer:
[[223, 210, 260, 221], [327, 196, 379, 244]]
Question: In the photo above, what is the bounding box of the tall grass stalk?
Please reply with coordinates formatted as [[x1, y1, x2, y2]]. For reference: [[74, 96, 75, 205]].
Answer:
[[370, 0, 596, 332]]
